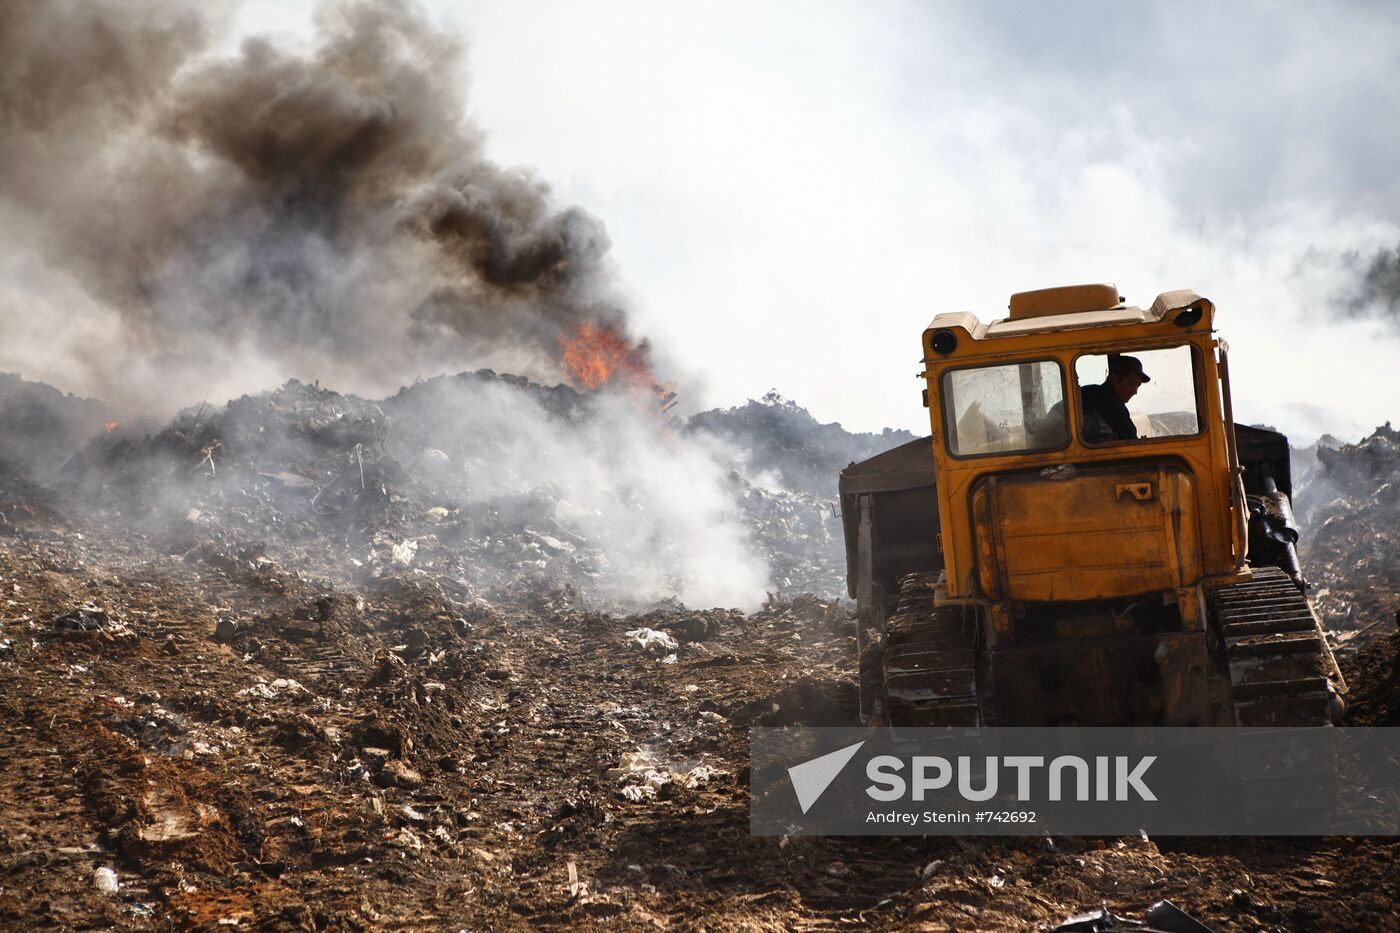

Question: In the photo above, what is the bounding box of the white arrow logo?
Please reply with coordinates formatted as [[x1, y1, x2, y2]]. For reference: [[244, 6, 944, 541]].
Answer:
[[787, 741, 865, 814]]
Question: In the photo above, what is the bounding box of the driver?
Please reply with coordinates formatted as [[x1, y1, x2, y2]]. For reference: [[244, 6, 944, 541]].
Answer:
[[1080, 354, 1149, 441]]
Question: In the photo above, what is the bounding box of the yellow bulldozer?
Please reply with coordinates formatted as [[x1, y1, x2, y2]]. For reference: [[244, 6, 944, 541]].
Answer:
[[839, 284, 1346, 728]]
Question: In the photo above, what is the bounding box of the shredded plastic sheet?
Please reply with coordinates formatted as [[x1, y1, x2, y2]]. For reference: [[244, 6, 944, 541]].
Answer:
[[624, 628, 679, 652], [390, 539, 418, 566], [608, 748, 725, 801]]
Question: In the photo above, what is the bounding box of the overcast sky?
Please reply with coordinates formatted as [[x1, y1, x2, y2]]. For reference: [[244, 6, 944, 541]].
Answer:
[[412, 0, 1400, 440], [28, 1, 1400, 441]]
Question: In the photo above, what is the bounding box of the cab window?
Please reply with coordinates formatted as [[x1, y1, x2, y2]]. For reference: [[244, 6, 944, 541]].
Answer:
[[1073, 347, 1200, 444], [942, 360, 1068, 457]]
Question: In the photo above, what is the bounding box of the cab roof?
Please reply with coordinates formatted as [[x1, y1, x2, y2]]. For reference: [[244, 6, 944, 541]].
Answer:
[[926, 286, 1214, 341]]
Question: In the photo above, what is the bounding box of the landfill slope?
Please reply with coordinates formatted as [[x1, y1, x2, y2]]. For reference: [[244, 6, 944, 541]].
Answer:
[[0, 381, 1395, 930], [1296, 424, 1400, 727], [1298, 424, 1400, 632]]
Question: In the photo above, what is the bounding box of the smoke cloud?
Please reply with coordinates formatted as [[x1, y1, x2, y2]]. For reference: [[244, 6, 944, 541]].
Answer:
[[0, 0, 650, 410], [382, 375, 770, 610], [0, 0, 774, 610], [1350, 243, 1400, 327]]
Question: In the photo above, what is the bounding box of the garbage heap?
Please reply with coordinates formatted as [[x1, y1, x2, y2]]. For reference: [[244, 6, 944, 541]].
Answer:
[[1295, 423, 1400, 634], [0, 371, 112, 477], [685, 390, 917, 497], [57, 374, 898, 606], [687, 391, 918, 598]]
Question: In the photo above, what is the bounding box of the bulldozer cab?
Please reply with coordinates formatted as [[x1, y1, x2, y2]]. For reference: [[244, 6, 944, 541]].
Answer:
[[923, 285, 1248, 604]]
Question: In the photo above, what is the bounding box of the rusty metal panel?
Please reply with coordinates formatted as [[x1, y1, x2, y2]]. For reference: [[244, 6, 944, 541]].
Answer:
[[978, 464, 1202, 601], [838, 437, 941, 599], [1008, 283, 1121, 320]]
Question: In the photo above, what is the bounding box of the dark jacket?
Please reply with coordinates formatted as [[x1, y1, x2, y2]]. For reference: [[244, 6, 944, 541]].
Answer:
[[1080, 383, 1137, 441]]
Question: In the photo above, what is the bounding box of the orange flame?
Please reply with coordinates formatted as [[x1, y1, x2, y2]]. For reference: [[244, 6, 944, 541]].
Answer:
[[104, 421, 120, 433], [558, 322, 656, 391]]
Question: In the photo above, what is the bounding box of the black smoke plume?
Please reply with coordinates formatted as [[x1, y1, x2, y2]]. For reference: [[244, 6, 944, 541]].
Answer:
[[1351, 242, 1400, 324], [0, 0, 647, 409]]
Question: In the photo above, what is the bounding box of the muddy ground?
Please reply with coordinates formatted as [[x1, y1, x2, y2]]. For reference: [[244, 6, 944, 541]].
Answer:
[[1, 478, 1397, 931]]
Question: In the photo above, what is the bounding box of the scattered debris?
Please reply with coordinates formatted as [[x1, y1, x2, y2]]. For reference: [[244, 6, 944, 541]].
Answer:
[[390, 539, 418, 567], [93, 867, 120, 896], [1052, 899, 1214, 932], [236, 678, 307, 700], [624, 628, 679, 653], [375, 759, 424, 790]]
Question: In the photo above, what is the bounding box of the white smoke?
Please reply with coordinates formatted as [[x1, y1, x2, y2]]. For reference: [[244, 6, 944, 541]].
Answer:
[[390, 377, 769, 609]]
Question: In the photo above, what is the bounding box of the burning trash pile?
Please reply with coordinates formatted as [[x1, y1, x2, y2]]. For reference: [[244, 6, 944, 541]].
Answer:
[[0, 0, 897, 612], [51, 373, 888, 610]]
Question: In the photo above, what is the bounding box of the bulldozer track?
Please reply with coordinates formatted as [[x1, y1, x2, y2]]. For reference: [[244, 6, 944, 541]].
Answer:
[[1209, 566, 1342, 727], [878, 567, 1343, 729], [882, 571, 982, 727]]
